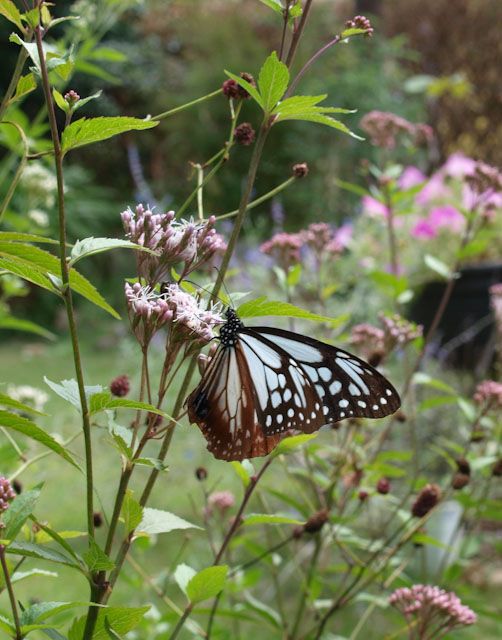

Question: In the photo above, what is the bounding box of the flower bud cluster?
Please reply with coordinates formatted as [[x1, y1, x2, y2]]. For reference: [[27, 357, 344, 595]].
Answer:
[[345, 15, 374, 36], [0, 477, 16, 513], [389, 584, 477, 631], [125, 283, 173, 344], [121, 205, 226, 284], [234, 122, 256, 146], [473, 379, 502, 408], [379, 313, 423, 350], [360, 111, 433, 150], [260, 232, 304, 271], [207, 491, 235, 515], [222, 72, 256, 99], [109, 375, 130, 398], [411, 483, 441, 517]]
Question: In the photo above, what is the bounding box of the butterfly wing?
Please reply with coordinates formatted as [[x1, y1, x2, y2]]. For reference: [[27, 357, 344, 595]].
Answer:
[[186, 343, 281, 461], [240, 327, 401, 435]]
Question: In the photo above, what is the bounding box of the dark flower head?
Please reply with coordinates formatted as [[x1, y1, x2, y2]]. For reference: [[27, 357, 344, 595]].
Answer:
[[234, 122, 256, 146], [411, 483, 441, 518], [455, 457, 471, 476], [304, 509, 329, 534], [195, 467, 208, 481], [377, 477, 391, 494], [222, 78, 239, 99], [292, 162, 309, 178], [110, 374, 130, 398], [358, 490, 369, 501], [237, 72, 256, 98], [491, 458, 502, 477], [93, 512, 103, 528], [452, 473, 470, 490]]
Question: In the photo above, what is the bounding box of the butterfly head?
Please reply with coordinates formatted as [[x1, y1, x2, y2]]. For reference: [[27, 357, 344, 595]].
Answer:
[[219, 308, 243, 347]]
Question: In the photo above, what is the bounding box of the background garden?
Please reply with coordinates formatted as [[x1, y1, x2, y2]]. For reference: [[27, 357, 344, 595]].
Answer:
[[0, 0, 501, 638]]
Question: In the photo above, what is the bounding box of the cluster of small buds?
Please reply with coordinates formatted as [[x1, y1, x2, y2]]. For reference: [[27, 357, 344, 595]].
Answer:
[[465, 161, 502, 196], [379, 313, 423, 350], [234, 122, 256, 146], [345, 14, 374, 36], [360, 111, 432, 150], [303, 222, 333, 255], [260, 231, 304, 271], [473, 380, 502, 409], [349, 323, 386, 364], [292, 162, 309, 178], [0, 477, 16, 513], [64, 90, 80, 106], [121, 205, 226, 284], [411, 483, 441, 518], [109, 375, 130, 398], [389, 585, 477, 636], [207, 491, 235, 515], [163, 283, 224, 344], [222, 72, 256, 99], [377, 477, 391, 494], [125, 283, 173, 344]]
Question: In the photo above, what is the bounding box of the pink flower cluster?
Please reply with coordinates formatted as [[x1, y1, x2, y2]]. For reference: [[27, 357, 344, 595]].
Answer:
[[125, 283, 174, 344], [389, 584, 476, 636], [350, 314, 422, 362], [473, 380, 502, 408], [360, 111, 433, 150], [162, 283, 224, 343], [207, 490, 235, 514], [0, 476, 16, 513], [411, 205, 465, 239], [121, 204, 226, 284], [260, 223, 352, 270]]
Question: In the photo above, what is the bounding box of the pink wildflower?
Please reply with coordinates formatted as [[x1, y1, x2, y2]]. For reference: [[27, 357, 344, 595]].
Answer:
[[362, 195, 390, 218], [162, 284, 224, 344], [411, 219, 437, 239], [399, 166, 427, 190], [389, 584, 476, 638], [473, 380, 502, 408], [304, 222, 332, 254], [0, 477, 16, 513], [415, 173, 450, 206], [442, 153, 477, 179], [260, 232, 303, 270], [125, 283, 173, 344], [207, 490, 235, 514], [428, 205, 465, 233]]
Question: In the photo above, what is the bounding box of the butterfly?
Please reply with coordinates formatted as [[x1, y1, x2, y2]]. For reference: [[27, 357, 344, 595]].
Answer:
[[187, 308, 401, 461]]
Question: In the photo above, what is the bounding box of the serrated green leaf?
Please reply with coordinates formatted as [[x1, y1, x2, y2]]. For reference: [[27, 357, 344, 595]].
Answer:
[[121, 491, 143, 534], [0, 615, 14, 634], [6, 542, 81, 569], [224, 70, 263, 107], [104, 617, 124, 640], [9, 33, 41, 70], [424, 254, 453, 279], [0, 410, 78, 469], [136, 508, 201, 536], [52, 88, 69, 112], [243, 514, 304, 526], [0, 0, 23, 30], [44, 377, 103, 411], [134, 457, 168, 471], [275, 110, 363, 139], [62, 116, 157, 153], [271, 94, 328, 116], [186, 565, 228, 604], [89, 392, 169, 418], [72, 90, 102, 112], [83, 538, 115, 572], [272, 433, 318, 456], [0, 392, 46, 416], [69, 237, 153, 266], [20, 601, 91, 625], [258, 51, 289, 112], [11, 73, 37, 103], [2, 488, 41, 541], [33, 522, 83, 561], [174, 563, 196, 596], [68, 606, 149, 640], [0, 314, 55, 339], [237, 297, 348, 328], [0, 255, 55, 292]]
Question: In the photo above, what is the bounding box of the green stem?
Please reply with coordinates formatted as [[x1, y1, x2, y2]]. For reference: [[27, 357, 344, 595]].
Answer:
[[168, 603, 194, 640], [0, 122, 29, 223], [9, 432, 81, 482], [0, 44, 29, 121], [0, 545, 22, 640], [290, 536, 322, 639], [151, 89, 222, 122], [215, 176, 296, 220], [285, 0, 313, 68]]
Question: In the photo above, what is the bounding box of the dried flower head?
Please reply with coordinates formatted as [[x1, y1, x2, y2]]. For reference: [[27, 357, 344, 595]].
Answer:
[[473, 380, 502, 408], [345, 14, 374, 36], [237, 72, 256, 98], [260, 231, 304, 270], [93, 512, 103, 528], [207, 490, 235, 514], [452, 473, 470, 490], [304, 509, 329, 534], [292, 162, 309, 178], [411, 484, 441, 518], [360, 111, 429, 150], [455, 458, 471, 476], [389, 584, 476, 637], [109, 375, 130, 398], [377, 477, 391, 494], [222, 78, 239, 99], [303, 222, 333, 255], [121, 205, 224, 284], [0, 477, 16, 513], [234, 122, 256, 146], [350, 323, 386, 362]]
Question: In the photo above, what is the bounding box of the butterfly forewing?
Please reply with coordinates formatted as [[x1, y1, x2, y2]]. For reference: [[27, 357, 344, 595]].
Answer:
[[248, 327, 400, 430], [186, 342, 281, 461]]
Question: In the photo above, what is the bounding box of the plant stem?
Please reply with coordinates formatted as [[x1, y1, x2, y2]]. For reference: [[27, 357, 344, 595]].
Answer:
[[168, 603, 194, 640], [215, 176, 296, 220], [0, 122, 29, 223], [151, 88, 222, 121], [285, 0, 314, 68], [290, 536, 322, 639], [0, 545, 22, 640], [382, 182, 398, 276], [0, 45, 29, 121], [287, 34, 341, 97], [8, 432, 81, 481]]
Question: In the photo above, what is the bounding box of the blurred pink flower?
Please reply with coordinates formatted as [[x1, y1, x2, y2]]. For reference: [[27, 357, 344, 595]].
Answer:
[[399, 166, 427, 190], [415, 173, 449, 205], [411, 219, 437, 239], [428, 205, 465, 232], [362, 195, 389, 218], [333, 223, 353, 248], [442, 152, 476, 178], [207, 490, 235, 514]]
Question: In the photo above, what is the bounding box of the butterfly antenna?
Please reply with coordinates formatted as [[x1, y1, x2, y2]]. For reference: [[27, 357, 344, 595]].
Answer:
[[182, 278, 229, 309], [213, 266, 235, 309]]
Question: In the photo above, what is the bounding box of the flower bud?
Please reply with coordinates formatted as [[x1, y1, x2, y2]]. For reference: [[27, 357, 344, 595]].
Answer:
[[452, 473, 470, 490], [455, 458, 471, 476], [0, 477, 16, 513], [411, 484, 441, 518], [358, 490, 369, 501], [234, 122, 256, 146], [64, 89, 80, 105], [292, 162, 309, 178], [304, 508, 329, 534], [222, 78, 239, 99], [110, 375, 130, 397], [377, 477, 391, 494], [237, 72, 256, 98]]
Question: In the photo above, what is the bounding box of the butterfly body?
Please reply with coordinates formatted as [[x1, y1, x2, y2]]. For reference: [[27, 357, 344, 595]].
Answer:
[[187, 308, 401, 461]]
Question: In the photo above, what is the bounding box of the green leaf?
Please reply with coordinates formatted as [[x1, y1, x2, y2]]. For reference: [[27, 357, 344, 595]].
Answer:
[[0, 410, 78, 469], [6, 542, 81, 569], [69, 237, 153, 266], [136, 507, 201, 536], [271, 94, 328, 116], [89, 392, 169, 418], [341, 27, 368, 38], [0, 615, 15, 634], [11, 73, 37, 103], [334, 178, 368, 197], [52, 88, 69, 112], [121, 491, 143, 534], [104, 617, 124, 640], [230, 460, 253, 487], [287, 263, 302, 287], [83, 538, 115, 572], [0, 0, 23, 30], [276, 111, 363, 139], [62, 116, 158, 153], [244, 593, 281, 629], [0, 392, 46, 416], [258, 51, 289, 112], [11, 568, 58, 584], [272, 433, 318, 456], [258, 0, 283, 14], [0, 314, 55, 339], [44, 377, 103, 411], [2, 489, 41, 541], [174, 563, 196, 596], [0, 232, 58, 244], [68, 606, 149, 640], [370, 270, 408, 296], [224, 70, 263, 107], [134, 457, 168, 471], [72, 90, 102, 113], [243, 514, 304, 526], [0, 255, 55, 293], [9, 33, 41, 70], [424, 254, 453, 280], [32, 522, 83, 561], [20, 601, 91, 625], [237, 297, 348, 328], [186, 565, 228, 604], [413, 372, 456, 395]]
